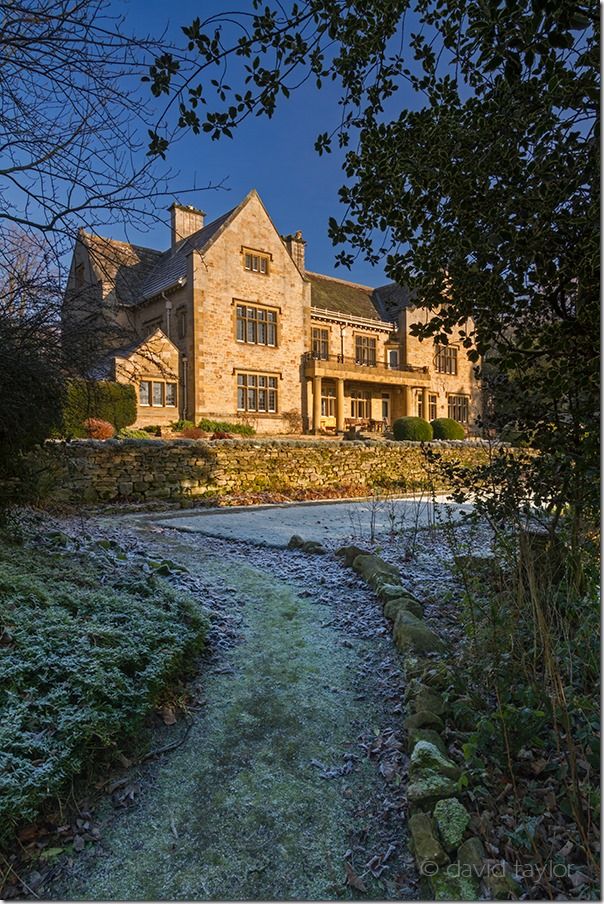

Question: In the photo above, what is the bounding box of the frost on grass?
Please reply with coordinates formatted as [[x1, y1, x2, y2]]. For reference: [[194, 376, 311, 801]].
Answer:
[[0, 528, 208, 846]]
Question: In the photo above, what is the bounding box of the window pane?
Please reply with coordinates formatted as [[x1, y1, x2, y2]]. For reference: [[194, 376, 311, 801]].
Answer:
[[237, 374, 246, 387], [247, 319, 256, 343], [247, 388, 257, 410], [258, 389, 267, 412], [245, 254, 252, 270], [237, 387, 246, 410], [268, 377, 277, 388], [152, 382, 163, 406], [267, 322, 276, 346], [165, 383, 177, 407], [139, 381, 150, 405], [268, 389, 277, 412]]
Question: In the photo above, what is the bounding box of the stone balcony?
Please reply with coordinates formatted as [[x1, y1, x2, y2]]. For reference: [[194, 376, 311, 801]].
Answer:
[[302, 352, 430, 385]]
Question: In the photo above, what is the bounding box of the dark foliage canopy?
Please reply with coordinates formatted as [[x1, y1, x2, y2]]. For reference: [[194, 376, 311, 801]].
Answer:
[[148, 0, 599, 525]]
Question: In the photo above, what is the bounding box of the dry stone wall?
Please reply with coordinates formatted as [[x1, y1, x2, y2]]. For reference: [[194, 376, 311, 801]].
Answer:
[[29, 438, 493, 505]]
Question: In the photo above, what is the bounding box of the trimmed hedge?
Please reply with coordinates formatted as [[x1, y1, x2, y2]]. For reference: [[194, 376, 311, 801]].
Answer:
[[430, 417, 465, 440], [198, 418, 255, 436], [62, 380, 137, 437], [392, 416, 433, 442]]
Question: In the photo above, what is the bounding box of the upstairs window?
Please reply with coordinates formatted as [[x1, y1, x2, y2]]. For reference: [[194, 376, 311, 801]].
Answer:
[[244, 250, 269, 275], [355, 335, 377, 366], [435, 345, 458, 375], [312, 327, 329, 359], [236, 304, 277, 346]]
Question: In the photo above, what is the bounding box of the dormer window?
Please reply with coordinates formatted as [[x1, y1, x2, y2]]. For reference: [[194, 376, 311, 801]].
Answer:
[[243, 249, 270, 275]]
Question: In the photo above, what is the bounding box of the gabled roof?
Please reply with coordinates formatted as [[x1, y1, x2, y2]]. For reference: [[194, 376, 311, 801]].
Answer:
[[78, 190, 412, 317], [87, 328, 177, 379], [140, 207, 237, 300], [79, 232, 163, 305]]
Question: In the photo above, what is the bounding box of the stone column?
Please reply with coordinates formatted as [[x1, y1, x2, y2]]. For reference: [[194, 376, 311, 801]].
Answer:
[[404, 384, 414, 417], [336, 378, 345, 433], [422, 387, 429, 421], [312, 375, 322, 433], [392, 388, 404, 421]]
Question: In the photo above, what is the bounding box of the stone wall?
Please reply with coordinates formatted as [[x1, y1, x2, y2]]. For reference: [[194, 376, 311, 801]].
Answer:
[[29, 438, 493, 505]]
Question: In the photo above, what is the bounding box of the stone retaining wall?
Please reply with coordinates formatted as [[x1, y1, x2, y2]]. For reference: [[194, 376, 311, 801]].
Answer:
[[29, 438, 494, 504]]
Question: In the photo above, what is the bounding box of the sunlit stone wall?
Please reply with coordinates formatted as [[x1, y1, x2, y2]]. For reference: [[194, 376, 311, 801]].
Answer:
[[28, 438, 494, 505]]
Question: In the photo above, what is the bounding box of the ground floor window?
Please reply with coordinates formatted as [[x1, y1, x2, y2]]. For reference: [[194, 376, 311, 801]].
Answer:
[[350, 389, 371, 419], [321, 383, 336, 417], [417, 391, 424, 419], [448, 394, 469, 423], [381, 393, 390, 421], [139, 380, 177, 407], [237, 373, 278, 413], [429, 393, 437, 421]]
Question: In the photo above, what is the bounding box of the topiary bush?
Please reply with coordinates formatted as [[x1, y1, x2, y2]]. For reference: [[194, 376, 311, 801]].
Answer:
[[430, 417, 465, 440], [62, 380, 136, 436], [392, 416, 433, 442]]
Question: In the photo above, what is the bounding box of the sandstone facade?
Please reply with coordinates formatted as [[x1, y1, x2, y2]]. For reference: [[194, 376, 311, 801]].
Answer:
[[63, 190, 481, 434]]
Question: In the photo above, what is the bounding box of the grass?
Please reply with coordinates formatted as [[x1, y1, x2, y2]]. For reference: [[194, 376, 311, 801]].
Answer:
[[0, 517, 208, 849]]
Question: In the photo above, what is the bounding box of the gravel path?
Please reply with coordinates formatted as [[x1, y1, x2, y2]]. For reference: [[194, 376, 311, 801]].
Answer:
[[44, 516, 419, 901]]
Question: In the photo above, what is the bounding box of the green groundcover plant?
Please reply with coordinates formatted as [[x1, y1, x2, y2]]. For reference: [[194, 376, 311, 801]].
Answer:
[[0, 525, 208, 845]]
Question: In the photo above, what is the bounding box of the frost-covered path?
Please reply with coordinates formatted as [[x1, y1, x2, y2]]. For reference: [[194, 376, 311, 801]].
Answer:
[[46, 512, 420, 901]]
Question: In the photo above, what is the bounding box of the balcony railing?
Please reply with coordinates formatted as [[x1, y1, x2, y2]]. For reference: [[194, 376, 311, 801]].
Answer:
[[303, 351, 428, 374]]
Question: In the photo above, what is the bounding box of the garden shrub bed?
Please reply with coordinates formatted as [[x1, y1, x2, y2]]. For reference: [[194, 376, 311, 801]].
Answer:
[[0, 518, 208, 850]]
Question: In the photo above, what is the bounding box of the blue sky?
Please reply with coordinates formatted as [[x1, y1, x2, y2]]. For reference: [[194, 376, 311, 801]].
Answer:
[[118, 0, 392, 284]]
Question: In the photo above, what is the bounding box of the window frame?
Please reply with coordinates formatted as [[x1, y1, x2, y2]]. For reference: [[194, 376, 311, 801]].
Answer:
[[350, 389, 371, 419], [447, 394, 469, 424], [139, 379, 177, 408], [321, 383, 336, 417], [429, 393, 438, 421], [311, 327, 330, 360], [242, 247, 271, 276], [236, 372, 279, 414], [435, 344, 458, 375], [236, 303, 278, 347], [354, 334, 377, 366]]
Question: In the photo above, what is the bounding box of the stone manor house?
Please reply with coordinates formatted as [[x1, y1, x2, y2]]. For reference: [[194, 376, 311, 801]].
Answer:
[[63, 190, 480, 434]]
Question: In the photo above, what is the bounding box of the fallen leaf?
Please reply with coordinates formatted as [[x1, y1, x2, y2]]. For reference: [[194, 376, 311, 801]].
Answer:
[[160, 706, 177, 726], [344, 861, 368, 893]]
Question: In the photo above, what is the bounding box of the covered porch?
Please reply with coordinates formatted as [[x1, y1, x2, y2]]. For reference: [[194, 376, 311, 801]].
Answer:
[[306, 373, 429, 434]]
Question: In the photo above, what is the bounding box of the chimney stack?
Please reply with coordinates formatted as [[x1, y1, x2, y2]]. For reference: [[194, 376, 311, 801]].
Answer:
[[283, 230, 306, 273], [170, 202, 205, 249]]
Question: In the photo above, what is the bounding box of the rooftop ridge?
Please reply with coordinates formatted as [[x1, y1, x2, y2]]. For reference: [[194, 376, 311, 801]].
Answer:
[[305, 269, 375, 292], [79, 229, 162, 256]]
